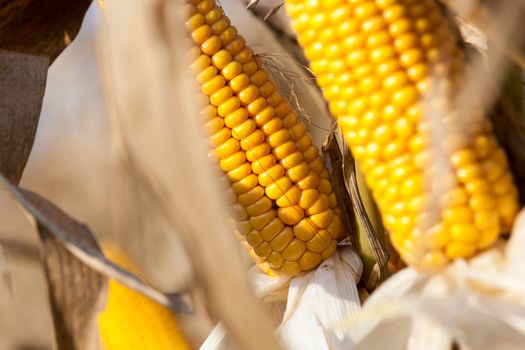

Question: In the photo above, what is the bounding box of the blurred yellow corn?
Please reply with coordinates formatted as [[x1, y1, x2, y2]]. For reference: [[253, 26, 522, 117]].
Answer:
[[98, 247, 190, 350], [284, 0, 519, 272], [184, 0, 346, 275]]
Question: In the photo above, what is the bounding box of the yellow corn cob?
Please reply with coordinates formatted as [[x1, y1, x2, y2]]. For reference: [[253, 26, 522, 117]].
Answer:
[[98, 247, 190, 350], [284, 0, 519, 271], [184, 0, 345, 275]]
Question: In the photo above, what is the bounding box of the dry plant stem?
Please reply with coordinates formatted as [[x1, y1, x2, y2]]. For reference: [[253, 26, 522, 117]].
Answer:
[[322, 129, 359, 248], [0, 0, 92, 63], [100, 0, 280, 348], [341, 140, 390, 285], [0, 50, 48, 184], [0, 174, 191, 313]]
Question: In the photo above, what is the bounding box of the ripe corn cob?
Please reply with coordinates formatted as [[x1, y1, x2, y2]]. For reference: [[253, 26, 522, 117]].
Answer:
[[184, 0, 345, 275], [284, 0, 519, 271], [98, 247, 190, 350]]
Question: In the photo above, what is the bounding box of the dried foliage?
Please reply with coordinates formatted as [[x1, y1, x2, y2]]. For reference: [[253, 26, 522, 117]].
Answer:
[[99, 0, 280, 348], [0, 0, 92, 63], [0, 50, 47, 184]]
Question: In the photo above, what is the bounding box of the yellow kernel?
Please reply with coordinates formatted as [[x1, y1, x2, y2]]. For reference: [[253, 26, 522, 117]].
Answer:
[[451, 223, 479, 242], [205, 117, 224, 135], [262, 118, 284, 136], [477, 225, 500, 249], [227, 163, 252, 184], [299, 251, 323, 270], [383, 140, 406, 160], [258, 164, 285, 187], [235, 220, 251, 236], [260, 217, 286, 241], [392, 85, 418, 108], [273, 140, 296, 160], [310, 209, 334, 229], [246, 230, 263, 247], [246, 197, 273, 216], [254, 242, 272, 258], [268, 252, 284, 268], [451, 149, 477, 168], [278, 205, 305, 225], [240, 130, 265, 150], [498, 193, 519, 229], [215, 138, 240, 159], [321, 240, 337, 260], [232, 119, 256, 140], [219, 151, 245, 172], [282, 239, 307, 261], [232, 174, 258, 194], [465, 179, 491, 195], [267, 129, 291, 148], [445, 242, 475, 259], [201, 35, 222, 56], [366, 31, 391, 47], [221, 61, 242, 80], [493, 174, 514, 195], [469, 194, 496, 211], [370, 46, 396, 64], [282, 261, 302, 275], [389, 18, 412, 37], [421, 251, 448, 271], [282, 152, 304, 170], [266, 176, 292, 200], [270, 227, 294, 252], [249, 208, 276, 230], [276, 185, 301, 207], [473, 134, 495, 158], [362, 16, 387, 33], [425, 224, 450, 249], [457, 164, 483, 183], [441, 187, 468, 206], [443, 206, 472, 224], [399, 48, 424, 67], [251, 154, 276, 175]]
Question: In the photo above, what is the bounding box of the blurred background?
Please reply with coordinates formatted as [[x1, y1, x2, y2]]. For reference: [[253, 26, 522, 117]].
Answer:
[[0, 4, 109, 349]]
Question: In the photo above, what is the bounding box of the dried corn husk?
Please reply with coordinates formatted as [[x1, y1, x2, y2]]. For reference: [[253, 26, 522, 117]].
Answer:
[[201, 246, 363, 350], [327, 209, 525, 350]]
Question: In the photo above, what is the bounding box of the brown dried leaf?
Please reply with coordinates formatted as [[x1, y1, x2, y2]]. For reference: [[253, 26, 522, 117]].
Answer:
[[0, 50, 47, 184], [38, 221, 106, 350], [0, 175, 190, 312], [0, 0, 92, 63]]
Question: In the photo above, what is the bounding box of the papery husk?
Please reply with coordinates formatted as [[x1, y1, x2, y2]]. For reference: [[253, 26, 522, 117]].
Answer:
[[328, 209, 525, 350], [201, 246, 363, 350]]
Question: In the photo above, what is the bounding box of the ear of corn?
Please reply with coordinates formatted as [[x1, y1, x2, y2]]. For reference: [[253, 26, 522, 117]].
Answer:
[[184, 0, 345, 275], [284, 0, 519, 272], [98, 247, 190, 350]]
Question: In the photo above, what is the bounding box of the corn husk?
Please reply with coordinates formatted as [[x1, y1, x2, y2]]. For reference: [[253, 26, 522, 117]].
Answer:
[[325, 209, 525, 350], [201, 246, 363, 350]]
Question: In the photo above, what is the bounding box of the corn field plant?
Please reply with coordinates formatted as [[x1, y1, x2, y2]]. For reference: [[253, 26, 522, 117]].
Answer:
[[1, 0, 525, 349]]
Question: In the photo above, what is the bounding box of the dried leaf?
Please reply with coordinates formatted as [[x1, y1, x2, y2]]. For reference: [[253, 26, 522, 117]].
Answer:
[[0, 0, 92, 63], [0, 174, 190, 313], [100, 1, 280, 349], [342, 139, 390, 287], [0, 50, 47, 184], [38, 220, 106, 350]]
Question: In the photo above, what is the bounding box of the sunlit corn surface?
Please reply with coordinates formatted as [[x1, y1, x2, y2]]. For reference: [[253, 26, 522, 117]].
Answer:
[[99, 248, 190, 350], [284, 0, 519, 272], [184, 0, 347, 275]]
